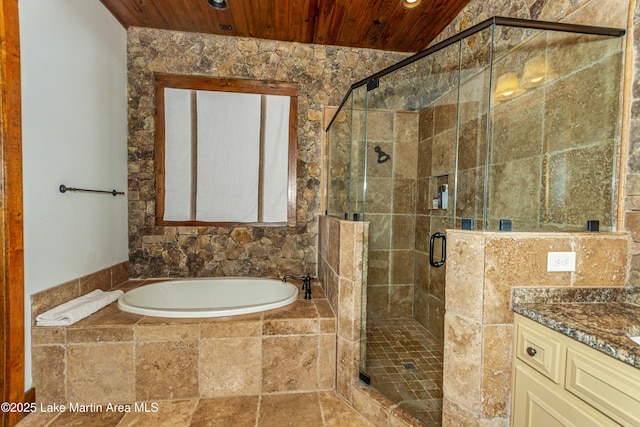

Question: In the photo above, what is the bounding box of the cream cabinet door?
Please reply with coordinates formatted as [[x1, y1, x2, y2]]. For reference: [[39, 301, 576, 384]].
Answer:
[[512, 363, 618, 427]]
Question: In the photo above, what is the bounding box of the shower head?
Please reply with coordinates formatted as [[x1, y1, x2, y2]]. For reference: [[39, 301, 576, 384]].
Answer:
[[374, 146, 391, 164]]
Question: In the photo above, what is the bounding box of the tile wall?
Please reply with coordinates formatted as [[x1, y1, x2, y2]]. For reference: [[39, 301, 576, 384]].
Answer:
[[31, 280, 336, 405], [443, 230, 629, 425]]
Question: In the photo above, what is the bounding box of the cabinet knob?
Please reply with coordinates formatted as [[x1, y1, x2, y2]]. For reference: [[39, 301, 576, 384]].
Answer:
[[526, 347, 537, 357]]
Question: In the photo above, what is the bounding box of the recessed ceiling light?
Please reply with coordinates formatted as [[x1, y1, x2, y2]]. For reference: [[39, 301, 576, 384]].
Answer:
[[402, 0, 422, 10], [207, 0, 228, 10]]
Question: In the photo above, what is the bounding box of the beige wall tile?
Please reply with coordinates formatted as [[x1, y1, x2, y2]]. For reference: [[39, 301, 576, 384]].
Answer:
[[318, 334, 337, 390], [484, 235, 572, 324], [336, 337, 358, 403], [200, 320, 262, 338], [67, 343, 135, 404], [573, 235, 628, 287], [31, 327, 66, 345], [32, 345, 65, 405], [262, 336, 319, 392], [135, 340, 198, 400], [339, 222, 356, 279], [445, 232, 485, 320], [443, 313, 482, 414], [200, 337, 262, 397], [133, 324, 199, 341], [263, 319, 319, 335], [79, 267, 111, 295], [442, 398, 478, 427], [67, 326, 133, 343], [481, 325, 513, 418], [395, 112, 419, 144]]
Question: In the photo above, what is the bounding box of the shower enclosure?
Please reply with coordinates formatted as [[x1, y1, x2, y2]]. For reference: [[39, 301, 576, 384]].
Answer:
[[325, 17, 624, 425]]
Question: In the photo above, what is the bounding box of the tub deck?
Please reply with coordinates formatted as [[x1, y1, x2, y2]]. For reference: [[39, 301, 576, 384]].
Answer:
[[32, 279, 336, 406]]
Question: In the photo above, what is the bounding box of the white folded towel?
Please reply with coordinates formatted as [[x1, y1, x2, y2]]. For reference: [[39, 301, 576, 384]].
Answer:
[[36, 289, 124, 326]]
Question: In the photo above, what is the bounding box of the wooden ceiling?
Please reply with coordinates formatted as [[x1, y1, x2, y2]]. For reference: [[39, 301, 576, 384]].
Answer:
[[100, 0, 472, 53]]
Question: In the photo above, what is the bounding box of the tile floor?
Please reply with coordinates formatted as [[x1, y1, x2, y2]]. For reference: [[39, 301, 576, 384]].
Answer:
[[365, 318, 443, 426], [17, 391, 373, 427]]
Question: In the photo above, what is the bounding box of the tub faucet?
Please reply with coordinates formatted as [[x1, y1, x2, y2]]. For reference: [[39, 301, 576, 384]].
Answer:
[[282, 274, 312, 299]]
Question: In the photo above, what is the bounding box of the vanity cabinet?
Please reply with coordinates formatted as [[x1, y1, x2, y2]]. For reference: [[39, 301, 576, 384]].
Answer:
[[512, 314, 640, 427]]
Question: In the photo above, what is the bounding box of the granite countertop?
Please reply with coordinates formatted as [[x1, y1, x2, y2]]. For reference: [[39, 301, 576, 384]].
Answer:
[[511, 287, 640, 369]]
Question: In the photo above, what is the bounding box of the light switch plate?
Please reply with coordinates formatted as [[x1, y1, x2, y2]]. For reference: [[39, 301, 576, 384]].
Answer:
[[547, 252, 576, 272]]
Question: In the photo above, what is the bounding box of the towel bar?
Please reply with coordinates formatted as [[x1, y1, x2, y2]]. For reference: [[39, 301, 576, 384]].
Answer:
[[59, 184, 125, 197]]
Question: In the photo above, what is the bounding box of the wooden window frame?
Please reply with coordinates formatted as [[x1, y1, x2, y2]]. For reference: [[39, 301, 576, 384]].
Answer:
[[154, 74, 298, 227]]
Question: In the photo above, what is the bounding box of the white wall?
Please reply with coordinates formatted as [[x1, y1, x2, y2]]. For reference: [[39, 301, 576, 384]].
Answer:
[[20, 0, 128, 389]]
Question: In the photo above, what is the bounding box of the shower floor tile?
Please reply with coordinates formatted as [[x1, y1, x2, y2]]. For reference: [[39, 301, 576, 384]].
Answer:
[[366, 318, 443, 427]]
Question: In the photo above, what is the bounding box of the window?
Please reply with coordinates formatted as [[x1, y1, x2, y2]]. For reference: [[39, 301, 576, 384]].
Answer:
[[154, 74, 298, 226]]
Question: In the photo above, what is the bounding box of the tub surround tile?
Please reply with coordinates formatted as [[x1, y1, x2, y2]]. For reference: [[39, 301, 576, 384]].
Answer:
[[31, 261, 129, 323], [199, 337, 262, 397], [66, 342, 135, 404], [32, 279, 336, 407], [262, 335, 320, 392]]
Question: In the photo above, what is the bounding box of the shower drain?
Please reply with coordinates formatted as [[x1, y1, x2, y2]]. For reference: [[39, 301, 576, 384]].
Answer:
[[401, 362, 417, 370]]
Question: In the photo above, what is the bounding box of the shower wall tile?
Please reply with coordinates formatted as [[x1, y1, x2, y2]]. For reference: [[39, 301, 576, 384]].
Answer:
[[490, 95, 544, 165], [431, 128, 457, 177], [392, 215, 416, 249], [418, 107, 435, 142], [417, 139, 433, 179], [456, 117, 483, 172], [433, 103, 458, 135], [393, 179, 416, 214], [486, 156, 542, 226], [395, 112, 419, 143], [366, 177, 394, 213], [367, 285, 390, 319], [367, 111, 395, 142], [427, 296, 445, 341], [367, 214, 391, 250], [389, 285, 414, 318], [394, 142, 418, 179], [391, 250, 415, 285], [367, 250, 390, 285], [415, 215, 431, 252], [414, 288, 429, 328]]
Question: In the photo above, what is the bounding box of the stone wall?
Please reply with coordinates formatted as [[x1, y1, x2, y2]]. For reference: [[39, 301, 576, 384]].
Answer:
[[127, 28, 408, 278]]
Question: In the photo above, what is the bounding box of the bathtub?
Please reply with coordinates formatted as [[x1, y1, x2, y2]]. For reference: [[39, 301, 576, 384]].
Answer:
[[117, 277, 299, 318]]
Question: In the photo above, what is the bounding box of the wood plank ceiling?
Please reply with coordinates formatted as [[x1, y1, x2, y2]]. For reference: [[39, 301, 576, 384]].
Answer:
[[100, 0, 472, 53]]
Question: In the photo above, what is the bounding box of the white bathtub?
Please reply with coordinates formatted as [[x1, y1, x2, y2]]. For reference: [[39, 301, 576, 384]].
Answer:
[[117, 277, 299, 318]]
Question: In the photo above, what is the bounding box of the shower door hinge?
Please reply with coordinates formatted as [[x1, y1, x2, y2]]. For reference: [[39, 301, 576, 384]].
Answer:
[[366, 78, 379, 91]]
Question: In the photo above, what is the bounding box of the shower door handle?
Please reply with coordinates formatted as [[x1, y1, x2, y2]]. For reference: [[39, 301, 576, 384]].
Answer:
[[429, 232, 446, 267]]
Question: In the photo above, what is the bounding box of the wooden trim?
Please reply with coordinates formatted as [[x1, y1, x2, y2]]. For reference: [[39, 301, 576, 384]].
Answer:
[[0, 0, 25, 426], [154, 74, 298, 227]]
